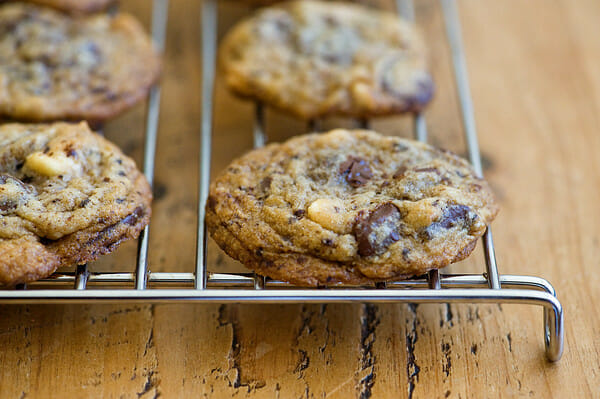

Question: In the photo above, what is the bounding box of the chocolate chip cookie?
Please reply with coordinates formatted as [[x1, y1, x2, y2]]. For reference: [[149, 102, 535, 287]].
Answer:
[[207, 129, 498, 286], [3, 0, 115, 14], [0, 3, 160, 122], [0, 122, 152, 287], [235, 0, 383, 7], [220, 0, 433, 119]]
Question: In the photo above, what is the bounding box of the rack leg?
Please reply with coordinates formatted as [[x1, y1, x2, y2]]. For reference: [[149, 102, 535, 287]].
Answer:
[[543, 299, 564, 362]]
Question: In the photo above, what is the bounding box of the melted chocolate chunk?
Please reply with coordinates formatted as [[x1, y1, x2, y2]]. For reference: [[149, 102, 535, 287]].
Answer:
[[439, 204, 471, 229], [420, 204, 473, 241], [339, 156, 373, 187], [353, 202, 402, 256], [122, 206, 144, 226]]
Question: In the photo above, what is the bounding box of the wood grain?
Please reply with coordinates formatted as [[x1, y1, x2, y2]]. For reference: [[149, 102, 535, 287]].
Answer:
[[1, 0, 600, 397]]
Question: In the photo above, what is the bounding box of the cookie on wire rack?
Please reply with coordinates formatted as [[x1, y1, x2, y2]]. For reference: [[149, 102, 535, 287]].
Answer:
[[206, 129, 498, 286], [219, 0, 433, 119], [1, 0, 116, 14], [0, 3, 160, 123], [232, 0, 385, 8], [0, 122, 152, 287]]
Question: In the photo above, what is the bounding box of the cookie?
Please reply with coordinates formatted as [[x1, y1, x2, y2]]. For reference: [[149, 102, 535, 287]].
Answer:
[[235, 0, 382, 7], [207, 129, 498, 286], [0, 122, 152, 287], [2, 0, 116, 14], [0, 3, 160, 123], [220, 0, 433, 119]]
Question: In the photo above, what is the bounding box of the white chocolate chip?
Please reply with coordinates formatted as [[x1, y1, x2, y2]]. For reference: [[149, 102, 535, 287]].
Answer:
[[24, 152, 82, 178], [307, 198, 348, 233]]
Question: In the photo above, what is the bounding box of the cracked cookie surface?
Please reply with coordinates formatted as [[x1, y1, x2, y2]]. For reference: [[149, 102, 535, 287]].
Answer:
[[207, 129, 498, 286], [220, 0, 433, 119], [0, 3, 160, 122], [0, 122, 152, 286]]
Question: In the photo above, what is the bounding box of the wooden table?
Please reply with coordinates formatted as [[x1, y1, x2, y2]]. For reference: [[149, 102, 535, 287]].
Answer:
[[1, 0, 599, 397]]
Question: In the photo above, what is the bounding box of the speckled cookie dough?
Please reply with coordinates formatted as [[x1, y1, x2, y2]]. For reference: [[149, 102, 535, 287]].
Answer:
[[207, 129, 498, 286], [0, 122, 152, 286], [220, 0, 433, 119], [0, 3, 160, 122]]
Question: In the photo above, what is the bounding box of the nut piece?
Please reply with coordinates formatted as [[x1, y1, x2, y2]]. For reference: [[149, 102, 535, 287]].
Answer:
[[307, 198, 348, 233]]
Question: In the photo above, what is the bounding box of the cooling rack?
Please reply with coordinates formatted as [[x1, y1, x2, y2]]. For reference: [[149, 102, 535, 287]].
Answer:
[[0, 0, 564, 362]]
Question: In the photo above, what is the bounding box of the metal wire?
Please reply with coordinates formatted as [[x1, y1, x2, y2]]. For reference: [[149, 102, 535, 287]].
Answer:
[[440, 0, 500, 289], [0, 0, 564, 362], [135, 0, 169, 290], [253, 102, 267, 148], [195, 0, 217, 290], [74, 265, 89, 290], [24, 273, 556, 293], [397, 0, 436, 289], [252, 103, 267, 290]]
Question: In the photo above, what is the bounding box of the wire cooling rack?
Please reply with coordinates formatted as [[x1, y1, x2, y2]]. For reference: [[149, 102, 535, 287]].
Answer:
[[0, 0, 564, 362]]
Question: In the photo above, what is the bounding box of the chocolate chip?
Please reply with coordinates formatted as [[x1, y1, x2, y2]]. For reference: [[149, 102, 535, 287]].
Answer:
[[353, 202, 402, 256], [122, 207, 143, 226], [322, 238, 334, 247], [380, 56, 434, 108], [393, 166, 407, 179], [79, 198, 90, 208], [293, 209, 305, 219], [83, 42, 101, 58], [439, 205, 471, 229], [420, 204, 473, 241], [393, 143, 408, 152], [66, 148, 77, 158], [259, 176, 272, 191], [110, 91, 124, 101], [0, 201, 17, 212], [414, 167, 439, 174], [207, 196, 217, 212], [323, 15, 339, 26], [402, 248, 410, 259], [91, 86, 107, 94], [39, 236, 54, 245], [339, 156, 373, 187]]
